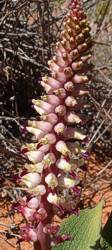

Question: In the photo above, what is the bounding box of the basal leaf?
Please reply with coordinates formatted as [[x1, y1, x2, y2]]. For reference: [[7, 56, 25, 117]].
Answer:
[[52, 200, 104, 250]]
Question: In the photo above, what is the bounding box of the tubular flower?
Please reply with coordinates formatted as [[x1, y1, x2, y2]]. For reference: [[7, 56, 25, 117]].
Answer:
[[16, 1, 92, 249]]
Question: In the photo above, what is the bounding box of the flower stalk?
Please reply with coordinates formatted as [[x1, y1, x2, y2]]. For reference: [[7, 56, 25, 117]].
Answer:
[[14, 1, 92, 249]]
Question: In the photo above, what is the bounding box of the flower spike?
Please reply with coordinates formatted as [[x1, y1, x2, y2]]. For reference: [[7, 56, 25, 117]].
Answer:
[[15, 1, 92, 249]]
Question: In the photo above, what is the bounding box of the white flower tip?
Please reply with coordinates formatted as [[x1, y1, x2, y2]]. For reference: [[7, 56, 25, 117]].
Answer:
[[47, 193, 59, 205], [64, 177, 75, 188], [43, 153, 56, 167], [28, 197, 39, 209], [21, 173, 41, 188], [56, 159, 71, 172], [45, 173, 58, 189], [30, 185, 46, 196], [56, 140, 71, 156]]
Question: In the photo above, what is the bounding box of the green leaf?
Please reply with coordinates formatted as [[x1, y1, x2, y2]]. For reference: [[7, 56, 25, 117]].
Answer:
[[52, 200, 104, 250], [100, 212, 112, 250]]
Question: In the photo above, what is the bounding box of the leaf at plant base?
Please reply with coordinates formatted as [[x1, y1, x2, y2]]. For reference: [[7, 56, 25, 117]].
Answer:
[[100, 212, 112, 250], [52, 200, 104, 250]]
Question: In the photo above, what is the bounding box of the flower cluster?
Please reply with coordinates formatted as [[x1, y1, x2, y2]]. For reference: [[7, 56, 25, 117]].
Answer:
[[14, 1, 92, 249]]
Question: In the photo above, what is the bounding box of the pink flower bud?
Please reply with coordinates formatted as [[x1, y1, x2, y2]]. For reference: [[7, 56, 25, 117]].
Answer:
[[55, 105, 66, 116], [25, 150, 44, 163], [28, 121, 52, 133], [43, 153, 56, 167], [56, 41, 66, 55], [20, 225, 38, 242], [48, 60, 60, 72], [58, 176, 75, 188], [64, 67, 73, 79], [61, 30, 71, 43], [32, 99, 54, 114], [38, 144, 50, 153], [40, 133, 56, 145], [41, 113, 58, 125], [56, 158, 71, 172], [53, 54, 68, 68], [42, 76, 61, 89], [70, 48, 79, 61], [30, 185, 46, 196], [28, 197, 39, 209], [25, 162, 44, 174], [65, 112, 82, 124], [21, 173, 41, 188], [33, 105, 46, 115], [65, 96, 77, 107], [78, 43, 87, 53], [56, 141, 71, 156], [52, 71, 66, 83], [61, 39, 71, 51], [22, 207, 35, 221], [81, 54, 91, 62], [26, 127, 46, 140], [54, 123, 65, 135], [45, 173, 58, 189], [72, 61, 83, 71], [73, 74, 89, 84], [54, 88, 66, 99], [41, 81, 53, 94], [42, 95, 60, 107], [64, 81, 74, 91], [47, 193, 59, 205]]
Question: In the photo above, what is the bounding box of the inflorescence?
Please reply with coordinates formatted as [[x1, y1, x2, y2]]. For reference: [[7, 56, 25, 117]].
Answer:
[[13, 1, 92, 249]]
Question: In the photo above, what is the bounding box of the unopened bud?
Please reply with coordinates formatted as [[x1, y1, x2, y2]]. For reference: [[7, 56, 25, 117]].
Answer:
[[56, 158, 71, 172], [64, 81, 74, 91], [45, 173, 58, 189], [65, 96, 77, 107], [78, 43, 87, 52], [54, 88, 66, 99], [41, 113, 58, 125], [25, 150, 44, 164], [28, 197, 40, 209], [72, 61, 83, 71], [76, 33, 84, 44], [70, 49, 79, 60], [64, 67, 73, 79], [59, 176, 75, 188], [21, 173, 41, 188], [55, 105, 66, 116], [20, 225, 38, 242], [56, 141, 71, 156], [73, 75, 89, 84], [65, 112, 82, 124], [39, 133, 56, 145], [25, 162, 44, 174], [30, 185, 46, 196], [54, 123, 65, 135], [47, 193, 59, 205], [26, 127, 46, 140], [43, 153, 56, 167]]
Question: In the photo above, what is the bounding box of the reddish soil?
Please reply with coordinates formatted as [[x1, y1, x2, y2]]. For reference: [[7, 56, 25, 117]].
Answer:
[[83, 154, 112, 225]]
